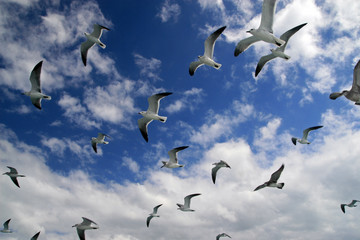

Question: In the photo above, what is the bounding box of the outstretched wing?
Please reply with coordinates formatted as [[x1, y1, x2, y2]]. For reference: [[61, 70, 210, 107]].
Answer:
[[10, 176, 20, 188], [184, 193, 201, 208], [138, 117, 152, 142], [147, 92, 172, 114], [29, 61, 43, 93], [189, 61, 204, 76], [81, 217, 97, 226], [234, 36, 260, 56], [211, 164, 221, 184], [302, 126, 323, 141], [352, 59, 360, 92], [204, 26, 226, 59], [30, 231, 41, 240], [153, 204, 163, 214], [7, 166, 18, 174], [269, 164, 284, 183], [77, 228, 86, 240], [340, 204, 346, 213], [80, 40, 95, 66], [279, 23, 307, 50], [255, 53, 276, 77], [90, 24, 110, 38], [254, 183, 267, 191], [3, 219, 11, 230], [259, 0, 277, 33], [168, 146, 189, 164]]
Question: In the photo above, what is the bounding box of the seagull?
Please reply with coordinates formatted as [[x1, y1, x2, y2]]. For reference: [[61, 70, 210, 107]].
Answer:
[[330, 60, 360, 105], [161, 146, 189, 168], [216, 233, 232, 240], [189, 26, 226, 76], [255, 23, 307, 77], [30, 231, 41, 240], [146, 204, 163, 227], [81, 24, 110, 66], [138, 92, 172, 142], [3, 166, 25, 188], [72, 217, 98, 240], [340, 200, 360, 213], [0, 219, 12, 233], [254, 164, 285, 191], [91, 133, 110, 153], [177, 193, 201, 212], [234, 0, 285, 56], [22, 61, 51, 110], [291, 126, 323, 145], [211, 160, 231, 184]]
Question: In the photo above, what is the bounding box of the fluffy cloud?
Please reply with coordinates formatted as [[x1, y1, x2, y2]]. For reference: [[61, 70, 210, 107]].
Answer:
[[156, 0, 181, 23]]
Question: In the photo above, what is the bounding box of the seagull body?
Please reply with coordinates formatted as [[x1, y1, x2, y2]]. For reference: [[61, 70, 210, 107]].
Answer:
[[177, 193, 201, 212], [330, 60, 360, 105], [291, 126, 323, 145], [254, 164, 284, 191], [72, 217, 98, 240], [0, 219, 12, 233], [138, 92, 172, 142], [234, 0, 284, 56], [216, 233, 232, 240], [91, 133, 110, 153], [3, 166, 25, 188], [211, 160, 231, 184], [81, 24, 110, 66], [30, 231, 41, 240], [22, 61, 51, 110], [146, 204, 162, 227], [255, 23, 307, 76], [161, 146, 189, 168], [189, 26, 226, 76], [341, 200, 360, 213]]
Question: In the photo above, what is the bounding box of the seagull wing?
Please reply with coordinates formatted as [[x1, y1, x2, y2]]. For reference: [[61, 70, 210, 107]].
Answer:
[[234, 36, 260, 56], [217, 233, 231, 239], [184, 193, 201, 208], [77, 228, 86, 240], [211, 164, 221, 184], [168, 146, 189, 164], [97, 133, 110, 141], [341, 204, 346, 213], [153, 204, 163, 214], [351, 59, 360, 92], [3, 219, 11, 230], [10, 176, 20, 188], [146, 216, 153, 227], [81, 217, 97, 226], [7, 166, 18, 174], [80, 40, 95, 66], [253, 183, 267, 191], [29, 61, 43, 93], [189, 61, 204, 76], [259, 0, 277, 33], [30, 231, 41, 240], [90, 24, 110, 38], [91, 140, 97, 153], [204, 26, 226, 59], [302, 126, 323, 141], [138, 117, 152, 142], [255, 53, 276, 77], [279, 23, 307, 50], [269, 164, 284, 183], [147, 92, 172, 114], [291, 137, 297, 145]]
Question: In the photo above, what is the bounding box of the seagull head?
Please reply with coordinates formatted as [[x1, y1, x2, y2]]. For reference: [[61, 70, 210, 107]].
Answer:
[[72, 224, 78, 228], [22, 91, 30, 96], [138, 111, 146, 116]]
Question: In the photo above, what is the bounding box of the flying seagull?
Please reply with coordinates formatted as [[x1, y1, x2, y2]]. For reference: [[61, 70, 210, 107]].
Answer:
[[177, 193, 201, 212], [254, 164, 285, 191], [72, 217, 98, 240], [161, 146, 189, 168], [216, 233, 232, 240], [255, 23, 307, 77], [146, 204, 163, 227], [189, 26, 226, 76], [81, 24, 110, 66], [211, 160, 231, 184], [330, 59, 360, 105], [0, 219, 12, 233], [340, 200, 360, 213], [22, 61, 51, 110], [234, 0, 284, 56], [30, 231, 41, 240], [138, 92, 172, 142], [291, 126, 323, 145], [3, 166, 25, 188], [91, 133, 110, 153]]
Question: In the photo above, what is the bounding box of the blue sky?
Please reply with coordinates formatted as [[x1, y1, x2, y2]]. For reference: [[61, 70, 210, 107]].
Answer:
[[1, 0, 360, 239]]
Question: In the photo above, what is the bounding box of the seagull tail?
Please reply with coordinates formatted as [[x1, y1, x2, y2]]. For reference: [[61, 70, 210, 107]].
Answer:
[[159, 116, 167, 123], [291, 138, 297, 145], [98, 42, 106, 49], [277, 183, 285, 189], [103, 141, 109, 144], [329, 92, 344, 100], [43, 95, 51, 100], [160, 161, 167, 168], [214, 63, 222, 69]]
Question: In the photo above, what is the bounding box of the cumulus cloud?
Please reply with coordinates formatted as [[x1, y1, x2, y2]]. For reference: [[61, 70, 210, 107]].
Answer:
[[157, 0, 181, 23], [133, 53, 162, 81], [165, 88, 205, 113]]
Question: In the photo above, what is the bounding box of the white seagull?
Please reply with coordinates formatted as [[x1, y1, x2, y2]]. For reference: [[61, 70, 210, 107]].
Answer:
[[22, 61, 51, 110], [81, 24, 110, 66], [211, 160, 231, 184], [234, 0, 284, 56], [138, 92, 172, 142], [91, 133, 110, 153], [341, 200, 360, 213], [255, 23, 307, 77], [330, 59, 360, 105], [146, 204, 163, 227], [0, 219, 12, 233], [3, 166, 25, 188], [216, 233, 232, 240], [177, 193, 201, 212], [30, 231, 41, 240], [189, 26, 226, 76], [254, 164, 284, 191], [291, 126, 323, 145], [161, 146, 189, 168], [72, 217, 98, 240]]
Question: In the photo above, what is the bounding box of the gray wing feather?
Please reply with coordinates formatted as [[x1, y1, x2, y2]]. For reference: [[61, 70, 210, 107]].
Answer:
[[30, 231, 41, 240], [146, 216, 153, 227], [10, 176, 20, 188], [204, 26, 226, 58], [30, 61, 43, 92], [302, 126, 323, 140], [279, 23, 307, 50], [255, 53, 276, 77], [3, 219, 10, 230], [80, 40, 95, 66], [234, 36, 260, 56], [147, 92, 172, 114], [189, 61, 204, 76], [352, 59, 360, 92], [254, 183, 267, 191], [153, 204, 163, 214], [91, 24, 110, 38], [184, 193, 201, 208], [138, 117, 152, 142], [77, 228, 85, 240], [269, 164, 284, 183], [259, 0, 277, 32], [7, 166, 18, 174], [211, 165, 220, 184], [168, 146, 188, 164]]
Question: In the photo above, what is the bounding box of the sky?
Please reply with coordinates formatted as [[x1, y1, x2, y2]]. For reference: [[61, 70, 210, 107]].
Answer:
[[1, 0, 360, 239]]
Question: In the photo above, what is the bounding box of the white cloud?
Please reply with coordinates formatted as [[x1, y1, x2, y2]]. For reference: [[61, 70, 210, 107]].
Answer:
[[122, 157, 140, 174], [165, 88, 205, 113], [133, 53, 162, 81], [157, 0, 181, 23]]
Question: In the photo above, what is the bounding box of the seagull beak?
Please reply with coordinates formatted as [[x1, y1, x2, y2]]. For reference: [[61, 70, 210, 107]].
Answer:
[[246, 30, 251, 33]]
